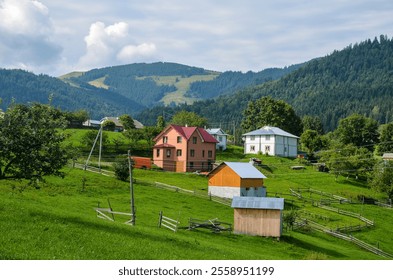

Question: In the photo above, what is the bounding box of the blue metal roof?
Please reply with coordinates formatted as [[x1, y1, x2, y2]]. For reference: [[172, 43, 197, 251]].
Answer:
[[242, 126, 299, 138], [231, 196, 284, 210], [224, 162, 267, 179]]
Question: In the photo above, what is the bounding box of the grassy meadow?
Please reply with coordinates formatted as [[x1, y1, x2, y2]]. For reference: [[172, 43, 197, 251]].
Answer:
[[0, 141, 392, 260]]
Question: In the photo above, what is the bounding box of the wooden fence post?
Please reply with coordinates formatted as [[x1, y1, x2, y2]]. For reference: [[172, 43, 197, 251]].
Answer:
[[158, 211, 163, 228]]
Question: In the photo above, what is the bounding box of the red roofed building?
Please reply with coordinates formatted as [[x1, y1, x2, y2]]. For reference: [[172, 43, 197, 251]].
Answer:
[[153, 124, 219, 172]]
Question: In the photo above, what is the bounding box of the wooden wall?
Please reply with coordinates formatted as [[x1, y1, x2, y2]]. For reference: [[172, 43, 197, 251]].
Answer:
[[209, 165, 263, 187], [233, 208, 282, 237]]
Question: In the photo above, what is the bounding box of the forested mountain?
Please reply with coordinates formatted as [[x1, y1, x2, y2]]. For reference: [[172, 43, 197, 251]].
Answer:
[[137, 35, 393, 132], [63, 62, 301, 107], [0, 69, 144, 119], [185, 65, 302, 99]]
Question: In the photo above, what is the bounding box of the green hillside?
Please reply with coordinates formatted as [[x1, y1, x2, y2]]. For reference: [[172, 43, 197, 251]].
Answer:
[[1, 143, 392, 260]]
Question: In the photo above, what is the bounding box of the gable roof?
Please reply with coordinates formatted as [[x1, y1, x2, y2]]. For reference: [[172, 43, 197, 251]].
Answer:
[[206, 128, 228, 136], [231, 196, 284, 210], [210, 162, 267, 179], [243, 126, 299, 138], [154, 124, 218, 143]]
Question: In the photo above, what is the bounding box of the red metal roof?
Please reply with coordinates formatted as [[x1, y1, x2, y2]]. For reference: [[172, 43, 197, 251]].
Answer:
[[153, 143, 176, 148], [155, 124, 218, 143]]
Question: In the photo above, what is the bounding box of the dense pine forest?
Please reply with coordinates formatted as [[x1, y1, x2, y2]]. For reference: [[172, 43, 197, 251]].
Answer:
[[137, 35, 393, 132]]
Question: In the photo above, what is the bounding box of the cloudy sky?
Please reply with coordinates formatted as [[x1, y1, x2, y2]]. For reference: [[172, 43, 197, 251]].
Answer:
[[1, 0, 392, 76]]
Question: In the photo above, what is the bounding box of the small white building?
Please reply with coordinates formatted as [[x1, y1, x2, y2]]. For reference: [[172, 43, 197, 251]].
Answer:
[[206, 128, 228, 151], [243, 126, 299, 157]]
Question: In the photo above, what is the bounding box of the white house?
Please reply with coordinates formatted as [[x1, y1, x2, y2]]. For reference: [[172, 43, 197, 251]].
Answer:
[[206, 128, 228, 151], [243, 126, 299, 157]]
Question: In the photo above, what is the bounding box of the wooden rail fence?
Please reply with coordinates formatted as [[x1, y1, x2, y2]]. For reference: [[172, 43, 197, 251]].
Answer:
[[95, 200, 134, 226], [295, 219, 392, 259], [158, 211, 180, 232]]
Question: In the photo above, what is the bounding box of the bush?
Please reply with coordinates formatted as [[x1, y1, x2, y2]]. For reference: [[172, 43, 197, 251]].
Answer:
[[113, 158, 129, 181]]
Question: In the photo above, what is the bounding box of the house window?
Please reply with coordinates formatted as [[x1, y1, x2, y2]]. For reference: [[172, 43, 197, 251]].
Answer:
[[166, 149, 171, 157], [156, 149, 160, 157], [163, 136, 168, 143], [265, 145, 270, 152], [218, 136, 223, 141], [192, 137, 197, 144], [265, 135, 270, 141], [189, 162, 194, 169], [208, 150, 212, 158], [250, 145, 255, 152], [177, 136, 182, 143], [250, 136, 255, 141], [176, 149, 182, 156], [190, 149, 195, 157], [202, 162, 205, 169], [202, 150, 205, 157]]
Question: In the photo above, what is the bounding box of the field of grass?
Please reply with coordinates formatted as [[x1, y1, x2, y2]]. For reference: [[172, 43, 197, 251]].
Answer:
[[1, 136, 392, 260], [137, 74, 219, 105]]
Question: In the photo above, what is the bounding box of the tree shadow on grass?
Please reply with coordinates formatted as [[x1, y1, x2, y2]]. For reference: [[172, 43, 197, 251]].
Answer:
[[281, 235, 347, 259]]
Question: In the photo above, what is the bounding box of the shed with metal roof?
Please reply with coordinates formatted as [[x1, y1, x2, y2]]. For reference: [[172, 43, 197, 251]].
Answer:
[[231, 196, 284, 237], [208, 162, 267, 199]]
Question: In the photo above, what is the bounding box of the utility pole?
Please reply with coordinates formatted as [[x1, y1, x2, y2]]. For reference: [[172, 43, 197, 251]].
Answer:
[[85, 125, 103, 171], [128, 150, 136, 225]]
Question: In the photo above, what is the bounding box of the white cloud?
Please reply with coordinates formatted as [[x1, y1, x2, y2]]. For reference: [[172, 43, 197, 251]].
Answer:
[[117, 43, 157, 62], [0, 0, 61, 73], [77, 21, 157, 70]]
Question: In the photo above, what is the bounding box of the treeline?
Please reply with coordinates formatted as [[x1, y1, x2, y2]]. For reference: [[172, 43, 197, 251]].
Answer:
[[137, 35, 393, 132]]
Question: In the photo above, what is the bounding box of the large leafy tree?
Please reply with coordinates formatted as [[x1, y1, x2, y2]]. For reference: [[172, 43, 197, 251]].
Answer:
[[369, 161, 393, 199], [300, 129, 324, 156], [0, 103, 69, 182], [241, 96, 302, 136], [336, 114, 379, 151], [377, 122, 393, 155], [170, 110, 208, 127], [119, 114, 136, 130], [319, 143, 376, 180]]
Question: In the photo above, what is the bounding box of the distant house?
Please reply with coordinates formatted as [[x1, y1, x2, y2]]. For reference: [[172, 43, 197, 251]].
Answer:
[[208, 162, 267, 199], [83, 117, 144, 130], [83, 119, 101, 128], [382, 153, 393, 161], [153, 124, 218, 172], [243, 126, 299, 157], [100, 117, 124, 132], [206, 128, 228, 151], [231, 196, 284, 237]]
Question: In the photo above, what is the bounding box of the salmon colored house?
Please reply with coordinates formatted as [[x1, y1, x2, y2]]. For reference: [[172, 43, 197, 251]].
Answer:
[[153, 124, 219, 172]]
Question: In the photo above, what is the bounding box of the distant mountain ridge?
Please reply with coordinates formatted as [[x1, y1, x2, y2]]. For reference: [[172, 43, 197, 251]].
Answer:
[[136, 35, 393, 132], [61, 61, 302, 107], [2, 35, 392, 131], [0, 69, 144, 119]]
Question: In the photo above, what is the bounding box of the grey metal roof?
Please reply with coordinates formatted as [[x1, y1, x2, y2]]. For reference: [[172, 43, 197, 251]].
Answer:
[[231, 196, 284, 210], [224, 162, 267, 179], [206, 128, 228, 136], [242, 126, 299, 138]]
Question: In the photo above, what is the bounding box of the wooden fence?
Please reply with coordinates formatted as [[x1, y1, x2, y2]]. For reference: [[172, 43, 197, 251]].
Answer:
[[95, 200, 134, 225], [158, 211, 180, 232], [155, 182, 232, 207], [295, 218, 393, 259]]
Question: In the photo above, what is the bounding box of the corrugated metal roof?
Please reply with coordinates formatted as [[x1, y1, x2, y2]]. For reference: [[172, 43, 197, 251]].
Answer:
[[242, 126, 299, 138], [206, 128, 228, 136], [231, 196, 284, 210], [224, 162, 267, 179]]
